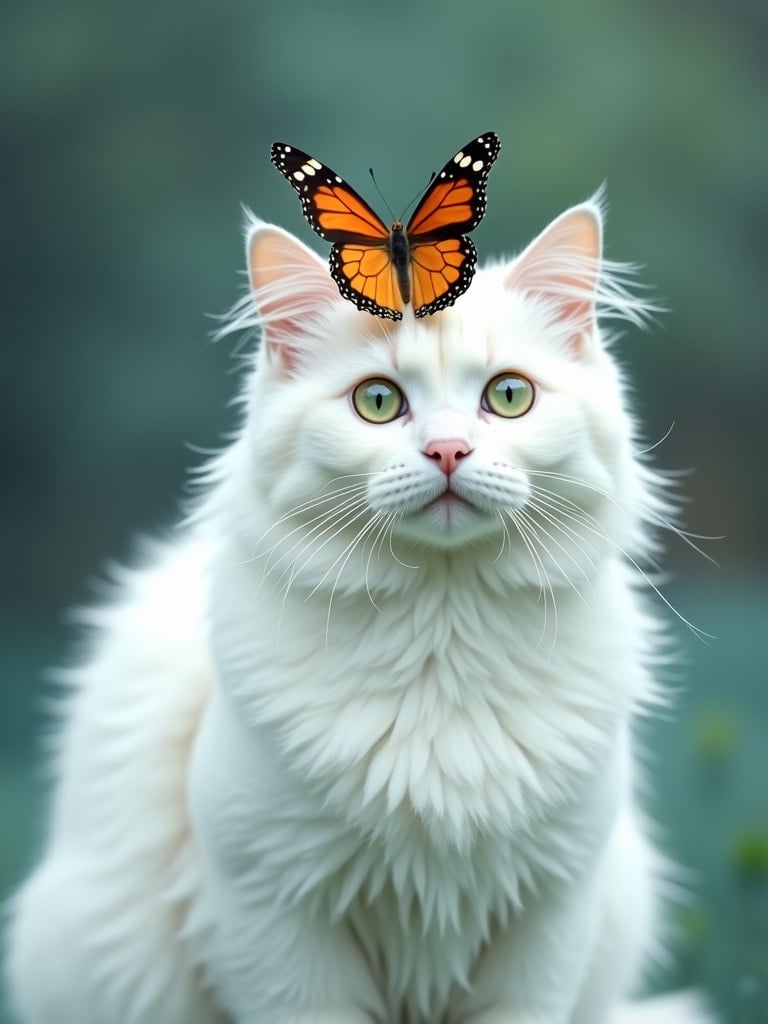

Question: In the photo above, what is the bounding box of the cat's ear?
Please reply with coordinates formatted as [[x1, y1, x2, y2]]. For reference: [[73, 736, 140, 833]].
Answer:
[[504, 198, 603, 354], [246, 216, 338, 373]]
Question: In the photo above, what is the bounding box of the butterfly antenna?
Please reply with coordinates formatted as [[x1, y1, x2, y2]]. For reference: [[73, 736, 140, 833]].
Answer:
[[368, 166, 438, 222], [368, 167, 397, 224], [400, 171, 437, 221]]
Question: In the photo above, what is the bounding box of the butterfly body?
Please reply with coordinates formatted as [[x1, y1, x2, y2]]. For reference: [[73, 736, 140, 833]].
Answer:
[[388, 221, 412, 306], [271, 133, 500, 320]]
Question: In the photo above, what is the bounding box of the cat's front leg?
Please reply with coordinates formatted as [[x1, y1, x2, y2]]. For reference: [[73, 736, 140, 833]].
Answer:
[[188, 689, 384, 1024], [200, 899, 380, 1024], [458, 854, 605, 1024]]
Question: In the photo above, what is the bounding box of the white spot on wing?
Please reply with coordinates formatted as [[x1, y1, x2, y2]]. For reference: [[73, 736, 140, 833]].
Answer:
[[293, 170, 305, 181], [453, 150, 464, 163], [472, 159, 484, 171], [308, 158, 322, 169], [301, 163, 317, 176], [459, 155, 472, 168]]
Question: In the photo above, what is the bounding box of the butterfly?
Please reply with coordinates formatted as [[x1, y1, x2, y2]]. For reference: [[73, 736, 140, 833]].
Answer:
[[270, 132, 501, 321]]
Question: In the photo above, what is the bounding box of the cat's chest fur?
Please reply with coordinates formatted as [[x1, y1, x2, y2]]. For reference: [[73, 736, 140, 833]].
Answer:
[[194, 545, 630, 1018], [206, 540, 635, 856]]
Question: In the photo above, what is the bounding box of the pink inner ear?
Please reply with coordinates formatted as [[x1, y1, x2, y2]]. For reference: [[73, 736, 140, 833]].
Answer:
[[248, 227, 338, 373], [504, 206, 602, 353]]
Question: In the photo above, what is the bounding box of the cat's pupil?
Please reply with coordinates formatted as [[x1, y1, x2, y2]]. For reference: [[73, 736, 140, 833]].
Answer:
[[376, 393, 383, 409]]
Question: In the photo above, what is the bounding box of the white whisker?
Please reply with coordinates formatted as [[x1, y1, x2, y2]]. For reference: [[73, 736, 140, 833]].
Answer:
[[270, 501, 367, 636], [526, 494, 602, 572], [504, 508, 556, 654], [633, 421, 676, 457], [321, 514, 386, 649], [387, 515, 420, 570], [524, 500, 596, 597], [269, 496, 370, 599], [273, 482, 370, 524], [493, 510, 511, 565], [517, 506, 581, 593], [526, 468, 719, 566], [257, 486, 369, 567], [364, 511, 394, 611], [525, 479, 712, 641]]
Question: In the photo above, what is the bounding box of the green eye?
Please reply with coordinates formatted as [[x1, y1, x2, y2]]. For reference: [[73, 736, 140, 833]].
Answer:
[[352, 378, 407, 424], [482, 372, 535, 418]]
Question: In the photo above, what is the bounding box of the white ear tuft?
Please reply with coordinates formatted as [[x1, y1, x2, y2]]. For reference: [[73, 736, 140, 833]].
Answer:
[[245, 213, 340, 372], [505, 199, 603, 354]]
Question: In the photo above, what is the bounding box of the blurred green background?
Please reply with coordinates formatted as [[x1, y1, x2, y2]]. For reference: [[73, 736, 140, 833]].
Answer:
[[1, 1, 766, 1021]]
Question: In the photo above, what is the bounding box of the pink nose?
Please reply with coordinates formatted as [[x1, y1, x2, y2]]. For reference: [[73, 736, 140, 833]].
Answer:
[[424, 439, 472, 477]]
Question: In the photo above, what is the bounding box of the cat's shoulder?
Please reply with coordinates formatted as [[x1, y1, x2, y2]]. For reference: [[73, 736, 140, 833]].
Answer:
[[76, 531, 213, 660]]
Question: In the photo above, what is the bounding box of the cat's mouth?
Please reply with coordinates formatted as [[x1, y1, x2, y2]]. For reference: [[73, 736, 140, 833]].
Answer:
[[393, 482, 503, 547], [428, 490, 471, 509], [423, 487, 475, 522]]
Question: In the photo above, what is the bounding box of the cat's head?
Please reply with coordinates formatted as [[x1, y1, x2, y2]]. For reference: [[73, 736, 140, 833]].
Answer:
[[219, 195, 662, 592]]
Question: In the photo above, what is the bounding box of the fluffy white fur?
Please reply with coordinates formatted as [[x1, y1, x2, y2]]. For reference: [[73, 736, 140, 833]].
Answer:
[[4, 197, 714, 1024]]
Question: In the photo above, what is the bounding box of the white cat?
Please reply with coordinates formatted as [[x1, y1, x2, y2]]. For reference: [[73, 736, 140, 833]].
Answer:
[[4, 196, 713, 1024]]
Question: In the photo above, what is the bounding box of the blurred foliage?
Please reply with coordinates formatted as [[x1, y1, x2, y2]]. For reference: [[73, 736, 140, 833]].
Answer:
[[1, 1, 766, 1021], [732, 828, 768, 879]]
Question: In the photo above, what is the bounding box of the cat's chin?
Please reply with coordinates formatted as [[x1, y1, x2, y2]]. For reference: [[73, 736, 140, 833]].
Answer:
[[396, 494, 499, 549]]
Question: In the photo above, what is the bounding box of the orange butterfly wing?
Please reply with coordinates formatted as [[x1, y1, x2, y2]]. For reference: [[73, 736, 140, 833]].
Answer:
[[409, 236, 477, 318], [271, 143, 389, 242], [408, 133, 500, 238], [329, 242, 403, 321], [406, 132, 499, 316], [271, 143, 403, 319]]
